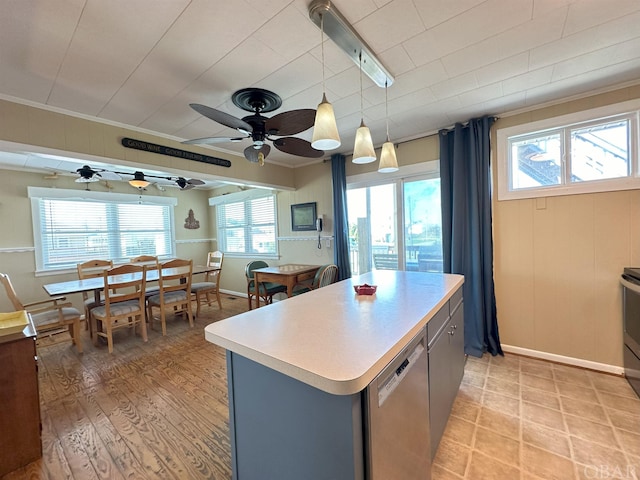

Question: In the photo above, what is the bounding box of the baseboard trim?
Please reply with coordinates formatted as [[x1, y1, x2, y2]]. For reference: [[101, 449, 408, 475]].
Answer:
[[219, 289, 285, 303], [219, 288, 245, 298], [501, 344, 625, 376]]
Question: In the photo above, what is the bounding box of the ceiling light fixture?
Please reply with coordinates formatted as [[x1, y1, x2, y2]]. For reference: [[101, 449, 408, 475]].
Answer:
[[378, 81, 399, 173], [352, 52, 376, 164], [308, 0, 393, 88], [311, 12, 340, 151], [128, 171, 150, 189]]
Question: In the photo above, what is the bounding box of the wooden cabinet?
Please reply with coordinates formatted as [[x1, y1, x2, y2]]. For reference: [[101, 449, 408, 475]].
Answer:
[[0, 315, 42, 476], [428, 286, 464, 458]]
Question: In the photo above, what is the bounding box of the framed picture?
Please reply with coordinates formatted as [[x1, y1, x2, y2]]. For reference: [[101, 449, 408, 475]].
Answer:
[[291, 202, 317, 231]]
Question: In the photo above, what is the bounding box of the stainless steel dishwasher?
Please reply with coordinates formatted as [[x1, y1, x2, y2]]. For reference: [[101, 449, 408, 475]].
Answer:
[[365, 327, 430, 480]]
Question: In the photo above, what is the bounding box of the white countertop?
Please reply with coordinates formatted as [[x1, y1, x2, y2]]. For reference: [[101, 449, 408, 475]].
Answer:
[[205, 270, 464, 395]]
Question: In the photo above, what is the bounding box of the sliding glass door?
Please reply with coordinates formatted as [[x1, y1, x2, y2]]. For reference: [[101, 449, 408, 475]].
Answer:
[[347, 175, 442, 275], [347, 183, 397, 275], [403, 177, 443, 273]]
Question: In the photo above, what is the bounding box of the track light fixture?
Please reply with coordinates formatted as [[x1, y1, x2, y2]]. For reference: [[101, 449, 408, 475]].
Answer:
[[308, 0, 393, 88]]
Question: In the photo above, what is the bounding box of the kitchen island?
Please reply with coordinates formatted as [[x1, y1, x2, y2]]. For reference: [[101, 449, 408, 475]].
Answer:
[[205, 270, 464, 480]]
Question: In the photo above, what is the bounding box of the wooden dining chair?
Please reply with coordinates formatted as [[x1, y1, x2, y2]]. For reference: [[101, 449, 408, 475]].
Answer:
[[0, 273, 83, 353], [190, 251, 224, 317], [90, 264, 148, 354], [147, 258, 194, 336], [129, 255, 161, 298], [245, 260, 287, 310], [76, 259, 113, 333]]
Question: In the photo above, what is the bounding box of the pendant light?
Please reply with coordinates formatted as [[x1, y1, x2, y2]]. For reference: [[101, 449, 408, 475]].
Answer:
[[378, 80, 399, 173], [311, 13, 340, 151], [352, 52, 376, 164]]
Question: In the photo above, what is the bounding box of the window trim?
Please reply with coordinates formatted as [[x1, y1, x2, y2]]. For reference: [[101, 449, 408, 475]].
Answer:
[[497, 98, 640, 201], [28, 187, 177, 274]]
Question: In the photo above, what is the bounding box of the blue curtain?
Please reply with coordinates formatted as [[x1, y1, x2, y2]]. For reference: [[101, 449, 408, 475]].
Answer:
[[331, 153, 352, 281], [440, 116, 502, 357]]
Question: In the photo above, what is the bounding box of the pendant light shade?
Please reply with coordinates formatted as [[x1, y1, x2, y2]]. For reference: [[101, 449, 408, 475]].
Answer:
[[312, 93, 340, 150], [311, 14, 341, 151], [352, 51, 376, 164], [377, 80, 398, 173], [352, 119, 376, 164], [378, 140, 398, 172]]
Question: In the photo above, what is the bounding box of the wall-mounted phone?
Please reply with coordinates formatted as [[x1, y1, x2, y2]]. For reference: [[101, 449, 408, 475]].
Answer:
[[316, 215, 323, 249]]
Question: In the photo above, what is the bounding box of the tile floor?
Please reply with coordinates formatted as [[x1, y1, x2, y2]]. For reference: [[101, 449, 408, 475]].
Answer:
[[432, 353, 640, 480]]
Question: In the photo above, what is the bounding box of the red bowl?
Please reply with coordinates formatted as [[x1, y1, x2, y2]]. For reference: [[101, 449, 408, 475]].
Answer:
[[354, 284, 377, 295]]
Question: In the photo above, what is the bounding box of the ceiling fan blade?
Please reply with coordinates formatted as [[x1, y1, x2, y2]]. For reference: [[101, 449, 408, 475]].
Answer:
[[182, 136, 246, 145], [265, 109, 316, 136], [188, 178, 205, 186], [273, 137, 324, 158], [244, 144, 271, 163], [189, 103, 253, 132]]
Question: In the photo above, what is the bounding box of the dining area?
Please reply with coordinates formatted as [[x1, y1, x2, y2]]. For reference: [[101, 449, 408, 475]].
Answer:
[[1, 253, 224, 355]]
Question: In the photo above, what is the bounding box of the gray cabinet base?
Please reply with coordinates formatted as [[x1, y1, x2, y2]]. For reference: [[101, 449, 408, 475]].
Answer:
[[227, 351, 364, 480], [428, 287, 465, 458]]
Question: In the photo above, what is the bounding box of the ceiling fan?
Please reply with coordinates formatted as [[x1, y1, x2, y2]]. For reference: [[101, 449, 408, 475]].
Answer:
[[183, 88, 324, 164], [74, 165, 204, 190]]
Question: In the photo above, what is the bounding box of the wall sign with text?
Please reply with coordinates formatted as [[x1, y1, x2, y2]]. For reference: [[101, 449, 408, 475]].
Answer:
[[121, 137, 231, 168]]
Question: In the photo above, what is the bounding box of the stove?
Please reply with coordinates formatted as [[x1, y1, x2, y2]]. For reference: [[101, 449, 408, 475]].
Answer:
[[621, 269, 640, 398]]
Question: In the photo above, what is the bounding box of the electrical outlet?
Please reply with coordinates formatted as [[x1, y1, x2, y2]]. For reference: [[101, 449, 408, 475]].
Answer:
[[325, 239, 331, 248]]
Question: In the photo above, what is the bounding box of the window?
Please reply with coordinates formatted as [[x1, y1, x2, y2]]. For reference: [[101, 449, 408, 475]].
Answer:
[[498, 100, 640, 200], [347, 163, 442, 275], [216, 193, 277, 256], [29, 187, 176, 272]]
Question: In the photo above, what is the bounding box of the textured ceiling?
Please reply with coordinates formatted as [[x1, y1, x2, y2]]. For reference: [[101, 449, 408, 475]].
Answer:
[[1, 0, 639, 184]]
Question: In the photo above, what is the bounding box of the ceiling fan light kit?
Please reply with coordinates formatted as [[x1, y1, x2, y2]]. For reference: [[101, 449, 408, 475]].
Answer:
[[128, 171, 150, 189]]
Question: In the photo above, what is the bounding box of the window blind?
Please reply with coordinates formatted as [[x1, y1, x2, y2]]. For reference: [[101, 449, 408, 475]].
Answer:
[[217, 194, 277, 255], [35, 197, 174, 271]]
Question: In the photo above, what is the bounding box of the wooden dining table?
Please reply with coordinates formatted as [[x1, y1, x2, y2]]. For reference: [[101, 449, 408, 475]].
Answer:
[[253, 264, 320, 309], [42, 264, 219, 304]]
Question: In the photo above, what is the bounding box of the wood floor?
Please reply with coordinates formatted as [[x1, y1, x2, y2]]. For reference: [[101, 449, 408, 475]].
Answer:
[[3, 295, 249, 480]]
